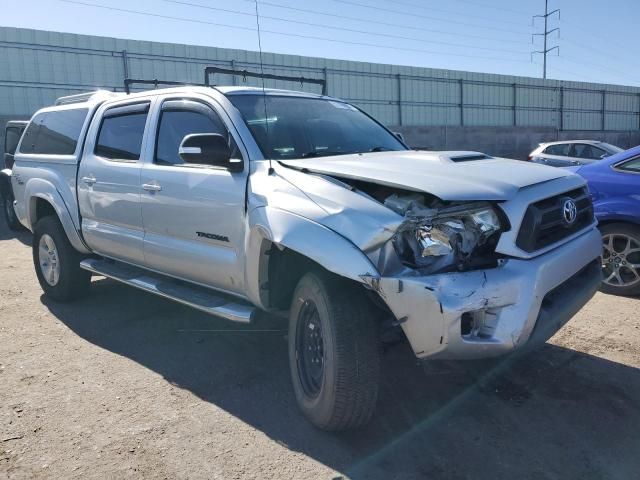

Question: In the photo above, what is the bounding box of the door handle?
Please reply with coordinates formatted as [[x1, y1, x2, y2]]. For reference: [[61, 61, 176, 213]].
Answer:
[[82, 175, 97, 186], [142, 182, 162, 192]]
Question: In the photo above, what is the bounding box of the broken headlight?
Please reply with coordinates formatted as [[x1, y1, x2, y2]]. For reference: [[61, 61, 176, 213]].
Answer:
[[392, 204, 503, 274]]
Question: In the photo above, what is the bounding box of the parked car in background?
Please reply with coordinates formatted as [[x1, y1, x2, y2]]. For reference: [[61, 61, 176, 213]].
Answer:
[[571, 146, 640, 296], [528, 140, 623, 167], [1, 120, 28, 230]]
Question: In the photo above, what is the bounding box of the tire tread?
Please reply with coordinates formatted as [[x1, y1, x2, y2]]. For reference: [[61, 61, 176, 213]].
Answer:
[[290, 270, 380, 431], [32, 215, 90, 302]]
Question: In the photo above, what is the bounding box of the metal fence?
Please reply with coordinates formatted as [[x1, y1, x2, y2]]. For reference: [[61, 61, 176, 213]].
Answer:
[[1, 26, 640, 131]]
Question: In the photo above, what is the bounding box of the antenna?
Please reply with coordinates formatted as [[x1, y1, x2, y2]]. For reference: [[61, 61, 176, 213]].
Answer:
[[254, 0, 274, 175]]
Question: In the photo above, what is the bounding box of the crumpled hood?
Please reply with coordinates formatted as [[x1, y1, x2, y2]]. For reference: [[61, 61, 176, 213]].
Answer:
[[280, 150, 572, 201]]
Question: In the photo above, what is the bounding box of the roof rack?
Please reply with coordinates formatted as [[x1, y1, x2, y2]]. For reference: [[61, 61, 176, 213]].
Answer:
[[123, 78, 207, 95], [203, 66, 327, 95], [54, 90, 119, 106]]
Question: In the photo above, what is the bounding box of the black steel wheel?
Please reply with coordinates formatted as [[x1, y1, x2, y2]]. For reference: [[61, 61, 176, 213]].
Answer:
[[288, 271, 380, 431], [295, 299, 325, 398]]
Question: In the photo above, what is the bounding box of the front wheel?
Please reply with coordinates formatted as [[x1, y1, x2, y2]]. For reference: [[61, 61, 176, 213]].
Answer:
[[32, 216, 91, 302], [600, 223, 640, 296], [288, 271, 380, 431]]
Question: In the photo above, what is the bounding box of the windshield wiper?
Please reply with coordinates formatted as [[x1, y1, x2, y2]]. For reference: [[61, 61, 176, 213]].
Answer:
[[369, 146, 391, 152], [300, 150, 352, 158]]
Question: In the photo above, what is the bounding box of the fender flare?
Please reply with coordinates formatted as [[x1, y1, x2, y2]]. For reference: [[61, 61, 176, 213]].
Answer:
[[244, 206, 380, 308], [24, 178, 91, 254]]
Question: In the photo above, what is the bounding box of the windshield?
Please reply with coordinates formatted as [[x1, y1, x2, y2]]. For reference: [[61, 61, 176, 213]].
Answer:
[[228, 94, 407, 159]]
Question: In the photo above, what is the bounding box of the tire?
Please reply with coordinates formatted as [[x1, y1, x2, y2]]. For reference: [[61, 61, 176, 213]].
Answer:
[[288, 271, 380, 431], [3, 189, 24, 231], [600, 223, 640, 297], [32, 215, 91, 302]]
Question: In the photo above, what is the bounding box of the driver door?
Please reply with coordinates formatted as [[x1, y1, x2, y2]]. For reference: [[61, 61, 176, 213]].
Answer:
[[140, 96, 247, 294]]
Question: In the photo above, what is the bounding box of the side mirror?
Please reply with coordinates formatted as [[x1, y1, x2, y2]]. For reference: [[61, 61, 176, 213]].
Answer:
[[393, 132, 406, 144], [178, 133, 243, 172]]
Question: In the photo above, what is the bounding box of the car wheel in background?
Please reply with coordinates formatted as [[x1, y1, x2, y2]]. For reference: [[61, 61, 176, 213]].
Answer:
[[32, 215, 91, 302], [3, 189, 25, 231], [600, 223, 640, 297], [288, 271, 380, 431]]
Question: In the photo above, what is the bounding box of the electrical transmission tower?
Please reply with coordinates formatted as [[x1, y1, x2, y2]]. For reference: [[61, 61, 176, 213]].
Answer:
[[532, 0, 560, 79]]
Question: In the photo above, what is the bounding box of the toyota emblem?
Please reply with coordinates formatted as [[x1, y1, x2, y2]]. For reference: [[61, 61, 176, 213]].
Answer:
[[562, 198, 578, 225]]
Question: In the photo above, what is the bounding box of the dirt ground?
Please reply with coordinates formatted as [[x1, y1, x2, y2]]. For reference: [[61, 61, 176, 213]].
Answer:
[[1, 217, 639, 480]]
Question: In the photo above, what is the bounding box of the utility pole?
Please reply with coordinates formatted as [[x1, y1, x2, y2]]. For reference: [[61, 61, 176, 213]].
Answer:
[[532, 0, 560, 79]]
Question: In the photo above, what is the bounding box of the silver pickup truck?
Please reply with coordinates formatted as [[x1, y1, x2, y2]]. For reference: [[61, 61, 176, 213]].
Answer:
[[10, 85, 602, 431]]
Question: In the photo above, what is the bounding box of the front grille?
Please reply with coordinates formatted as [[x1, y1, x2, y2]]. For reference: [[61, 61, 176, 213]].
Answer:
[[516, 187, 594, 252]]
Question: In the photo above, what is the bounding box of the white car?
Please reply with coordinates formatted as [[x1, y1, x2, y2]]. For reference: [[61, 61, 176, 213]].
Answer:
[[528, 140, 623, 167]]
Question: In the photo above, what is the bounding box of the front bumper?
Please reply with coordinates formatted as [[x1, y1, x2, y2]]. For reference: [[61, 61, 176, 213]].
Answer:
[[376, 227, 602, 360]]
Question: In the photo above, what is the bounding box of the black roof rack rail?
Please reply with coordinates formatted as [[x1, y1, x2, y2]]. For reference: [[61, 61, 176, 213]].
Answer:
[[203, 66, 327, 95], [124, 78, 207, 94]]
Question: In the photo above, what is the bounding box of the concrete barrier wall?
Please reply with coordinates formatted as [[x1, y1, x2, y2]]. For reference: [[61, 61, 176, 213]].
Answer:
[[394, 126, 640, 160]]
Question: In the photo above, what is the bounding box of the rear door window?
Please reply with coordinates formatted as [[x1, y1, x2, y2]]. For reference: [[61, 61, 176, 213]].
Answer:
[[544, 144, 570, 156], [95, 103, 150, 161], [19, 109, 88, 155]]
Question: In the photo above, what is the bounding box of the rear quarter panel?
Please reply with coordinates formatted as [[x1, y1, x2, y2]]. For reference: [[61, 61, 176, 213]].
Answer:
[[12, 101, 103, 251]]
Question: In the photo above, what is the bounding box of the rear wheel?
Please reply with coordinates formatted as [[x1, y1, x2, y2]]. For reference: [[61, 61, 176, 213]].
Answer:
[[32, 216, 91, 301], [288, 271, 380, 431], [600, 223, 640, 296], [3, 189, 24, 231]]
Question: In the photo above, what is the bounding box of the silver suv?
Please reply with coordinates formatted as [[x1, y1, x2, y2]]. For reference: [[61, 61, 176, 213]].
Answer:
[[528, 140, 623, 167], [10, 82, 602, 431]]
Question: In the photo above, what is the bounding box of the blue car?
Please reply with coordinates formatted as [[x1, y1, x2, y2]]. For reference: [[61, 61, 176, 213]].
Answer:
[[572, 146, 640, 296]]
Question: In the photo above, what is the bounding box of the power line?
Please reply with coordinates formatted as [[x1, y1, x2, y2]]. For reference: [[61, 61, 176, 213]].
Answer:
[[545, 61, 603, 84], [559, 19, 632, 58], [59, 0, 535, 65], [321, 0, 529, 36], [237, 0, 531, 46], [555, 56, 640, 86], [386, 0, 527, 26], [165, 0, 530, 55], [531, 0, 560, 79], [450, 0, 532, 16], [560, 37, 633, 72]]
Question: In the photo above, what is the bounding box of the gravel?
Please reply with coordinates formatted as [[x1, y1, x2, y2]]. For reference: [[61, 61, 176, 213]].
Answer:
[[1, 219, 639, 479]]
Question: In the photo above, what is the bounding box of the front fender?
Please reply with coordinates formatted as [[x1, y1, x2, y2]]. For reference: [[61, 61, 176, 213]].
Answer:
[[244, 206, 380, 308], [24, 178, 90, 254]]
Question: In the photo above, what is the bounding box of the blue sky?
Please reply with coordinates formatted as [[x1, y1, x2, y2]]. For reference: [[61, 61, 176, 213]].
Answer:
[[2, 0, 639, 87]]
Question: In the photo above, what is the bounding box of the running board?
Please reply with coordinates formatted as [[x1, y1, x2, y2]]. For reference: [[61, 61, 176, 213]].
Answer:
[[80, 258, 255, 324]]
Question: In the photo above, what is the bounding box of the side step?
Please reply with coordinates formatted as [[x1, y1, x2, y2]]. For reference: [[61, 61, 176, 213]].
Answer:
[[80, 258, 255, 324]]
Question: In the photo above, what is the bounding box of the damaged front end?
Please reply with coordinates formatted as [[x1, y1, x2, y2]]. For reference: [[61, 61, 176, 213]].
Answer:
[[370, 190, 508, 276]]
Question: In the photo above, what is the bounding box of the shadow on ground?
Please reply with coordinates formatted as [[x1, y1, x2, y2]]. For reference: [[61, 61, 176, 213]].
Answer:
[[42, 278, 640, 479]]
